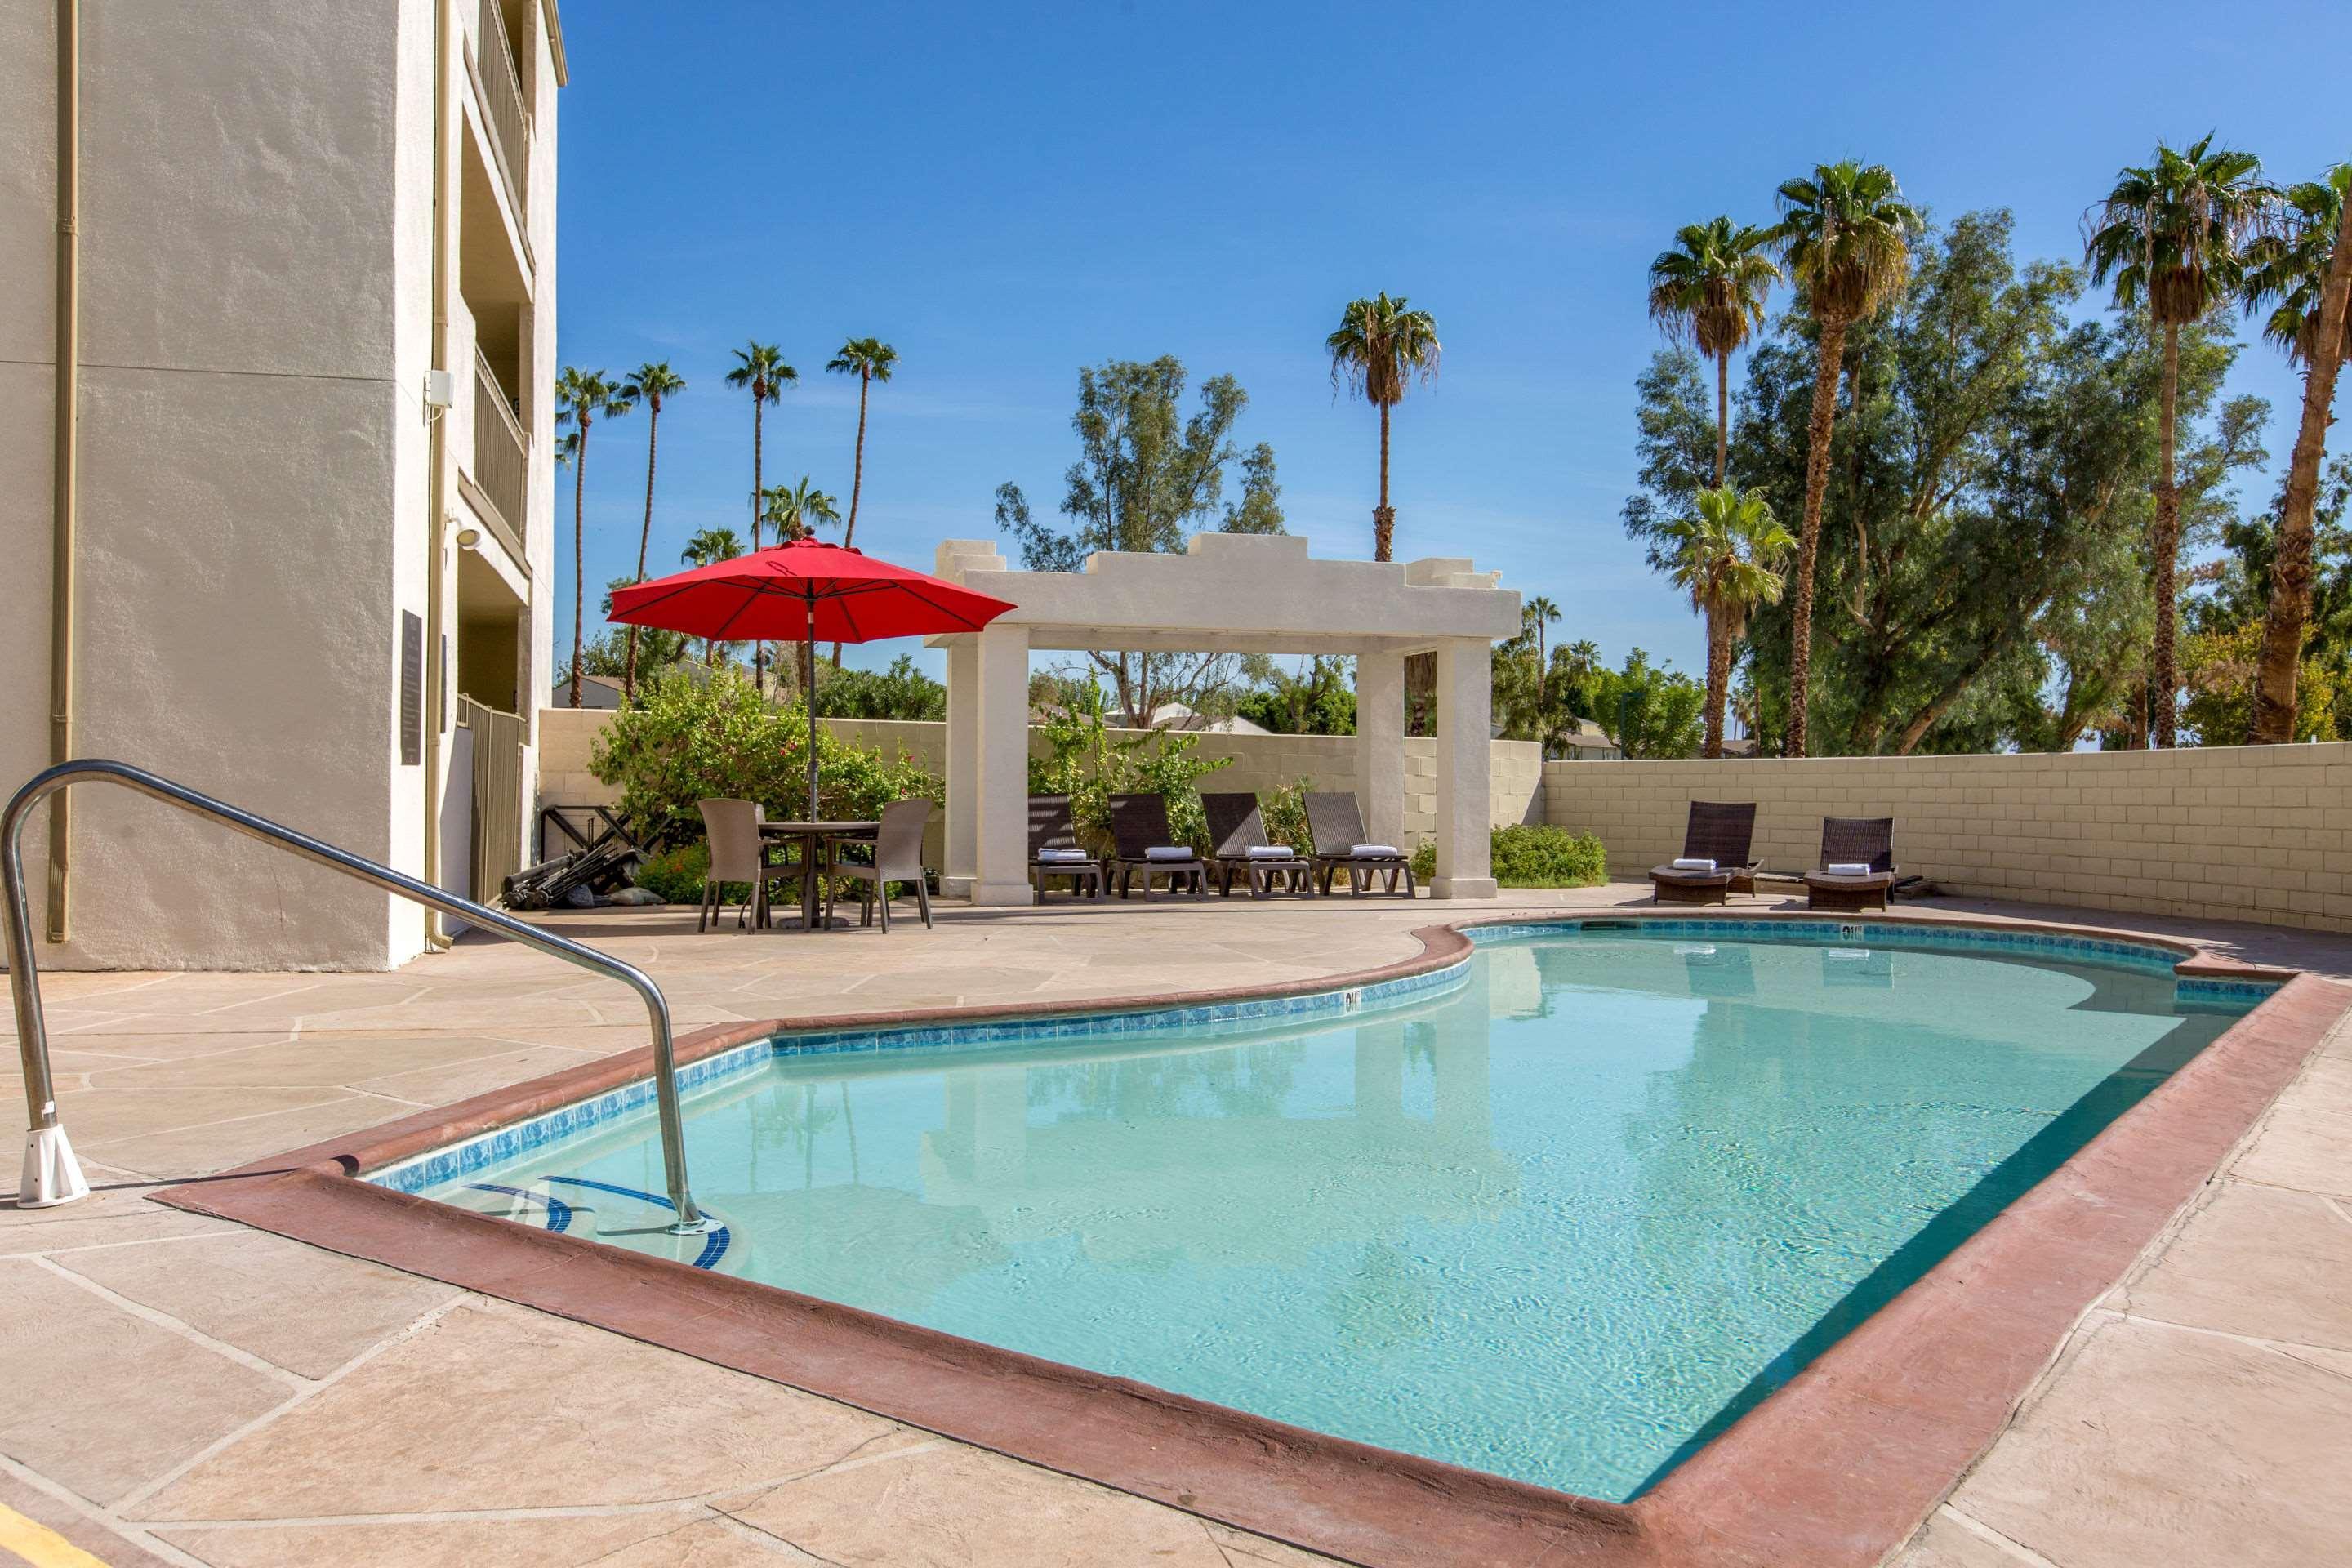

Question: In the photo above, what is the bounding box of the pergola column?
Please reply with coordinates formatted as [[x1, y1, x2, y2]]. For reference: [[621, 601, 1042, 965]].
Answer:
[[1432, 635, 1496, 898], [941, 637, 980, 896], [1356, 648, 1406, 850], [971, 620, 1033, 906]]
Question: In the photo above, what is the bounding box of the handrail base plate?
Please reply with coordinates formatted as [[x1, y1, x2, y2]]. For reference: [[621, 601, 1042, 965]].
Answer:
[[18, 1125, 89, 1209]]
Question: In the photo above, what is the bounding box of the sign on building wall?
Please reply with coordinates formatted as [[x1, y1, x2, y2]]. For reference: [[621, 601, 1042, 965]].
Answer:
[[400, 612, 424, 766]]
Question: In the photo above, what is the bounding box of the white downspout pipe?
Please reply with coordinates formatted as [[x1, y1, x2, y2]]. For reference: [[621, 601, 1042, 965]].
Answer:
[[47, 0, 80, 944]]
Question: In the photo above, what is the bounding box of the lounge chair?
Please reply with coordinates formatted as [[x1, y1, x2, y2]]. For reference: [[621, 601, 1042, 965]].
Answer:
[[1647, 801, 1761, 906], [1107, 793, 1206, 898], [697, 799, 813, 932], [1304, 791, 1415, 898], [1202, 791, 1314, 898], [1802, 817, 1898, 912], [825, 797, 936, 931], [1028, 795, 1105, 902]]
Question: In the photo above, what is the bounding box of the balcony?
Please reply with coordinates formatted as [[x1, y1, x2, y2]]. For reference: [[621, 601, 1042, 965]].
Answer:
[[466, 0, 532, 243], [465, 347, 531, 561]]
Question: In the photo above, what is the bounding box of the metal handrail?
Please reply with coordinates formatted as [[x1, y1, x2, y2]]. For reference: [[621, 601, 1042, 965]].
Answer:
[[5, 760, 708, 1230]]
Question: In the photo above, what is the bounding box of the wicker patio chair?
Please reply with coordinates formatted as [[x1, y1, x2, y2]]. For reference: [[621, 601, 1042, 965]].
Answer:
[[1647, 801, 1762, 906], [1201, 791, 1313, 898]]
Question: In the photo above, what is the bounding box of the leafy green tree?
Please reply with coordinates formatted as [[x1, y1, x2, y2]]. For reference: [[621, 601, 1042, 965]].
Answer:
[[2084, 135, 2273, 746], [813, 653, 947, 722], [726, 341, 798, 686], [555, 367, 633, 708], [1771, 161, 1924, 757], [617, 362, 686, 702], [2243, 164, 2352, 742], [1647, 217, 1780, 487], [1628, 211, 2257, 755], [1664, 488, 1793, 757], [1586, 650, 1705, 758], [1237, 657, 1356, 735], [1325, 293, 1441, 562], [995, 355, 1282, 722], [679, 526, 746, 668]]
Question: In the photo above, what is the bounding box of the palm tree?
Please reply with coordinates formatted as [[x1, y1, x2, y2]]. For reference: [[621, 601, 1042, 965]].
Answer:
[[1647, 217, 1781, 486], [1326, 293, 1441, 562], [759, 477, 841, 698], [2244, 165, 2352, 744], [760, 475, 840, 543], [825, 338, 898, 667], [1772, 162, 1922, 758], [1664, 488, 1796, 759], [2085, 136, 2273, 748], [725, 342, 798, 686], [1524, 595, 1561, 674], [616, 362, 686, 703], [679, 527, 746, 668], [824, 338, 898, 549], [555, 367, 633, 708]]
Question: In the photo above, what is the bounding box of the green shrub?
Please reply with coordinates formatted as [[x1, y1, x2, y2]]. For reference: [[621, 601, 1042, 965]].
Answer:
[[1408, 825, 1607, 888], [634, 842, 735, 905], [1258, 779, 1313, 855], [1027, 679, 1232, 851], [590, 670, 941, 847]]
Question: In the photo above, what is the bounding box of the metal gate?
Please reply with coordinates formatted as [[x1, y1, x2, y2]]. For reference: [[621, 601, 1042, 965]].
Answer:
[[459, 695, 527, 902]]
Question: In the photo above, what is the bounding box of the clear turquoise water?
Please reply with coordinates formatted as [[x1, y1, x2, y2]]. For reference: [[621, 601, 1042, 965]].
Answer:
[[428, 933, 2247, 1500]]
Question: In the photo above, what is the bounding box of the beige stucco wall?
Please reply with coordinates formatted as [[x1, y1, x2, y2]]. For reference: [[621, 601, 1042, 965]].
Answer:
[[537, 708, 1543, 850], [1540, 743, 2352, 933], [0, 0, 557, 970]]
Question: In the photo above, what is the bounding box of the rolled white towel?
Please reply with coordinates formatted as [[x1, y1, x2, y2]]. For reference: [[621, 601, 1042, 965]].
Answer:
[[1036, 849, 1091, 863], [1825, 862, 1873, 877], [1143, 845, 1194, 862], [1245, 844, 1295, 859], [1351, 843, 1402, 858], [1671, 857, 1717, 871]]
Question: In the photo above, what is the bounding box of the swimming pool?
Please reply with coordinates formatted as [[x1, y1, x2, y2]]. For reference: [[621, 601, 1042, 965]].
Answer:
[[385, 924, 2263, 1501]]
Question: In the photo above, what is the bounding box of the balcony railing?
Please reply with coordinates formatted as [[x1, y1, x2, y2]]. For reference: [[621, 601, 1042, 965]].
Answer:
[[471, 0, 531, 230], [470, 349, 529, 552]]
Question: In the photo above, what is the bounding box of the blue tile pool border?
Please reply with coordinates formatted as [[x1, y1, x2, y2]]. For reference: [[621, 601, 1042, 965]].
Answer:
[[368, 914, 2280, 1199], [1463, 914, 2281, 1000], [366, 955, 1473, 1196]]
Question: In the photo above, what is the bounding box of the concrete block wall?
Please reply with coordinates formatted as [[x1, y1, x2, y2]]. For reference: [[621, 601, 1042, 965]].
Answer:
[[1540, 743, 2352, 934], [539, 709, 1543, 849]]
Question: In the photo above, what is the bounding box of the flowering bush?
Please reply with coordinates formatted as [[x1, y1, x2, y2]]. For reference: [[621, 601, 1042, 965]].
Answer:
[[590, 670, 941, 849]]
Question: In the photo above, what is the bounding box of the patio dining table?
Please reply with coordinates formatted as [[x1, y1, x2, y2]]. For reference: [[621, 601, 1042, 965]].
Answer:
[[760, 819, 877, 931]]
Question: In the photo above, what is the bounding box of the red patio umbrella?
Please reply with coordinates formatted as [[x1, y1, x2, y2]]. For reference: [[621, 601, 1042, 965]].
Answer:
[[608, 537, 1016, 819]]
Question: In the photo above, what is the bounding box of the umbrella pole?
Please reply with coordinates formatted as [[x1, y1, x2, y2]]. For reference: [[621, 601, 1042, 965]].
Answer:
[[804, 617, 819, 822]]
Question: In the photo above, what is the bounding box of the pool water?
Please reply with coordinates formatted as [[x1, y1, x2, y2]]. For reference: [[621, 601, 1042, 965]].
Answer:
[[421, 932, 2253, 1500]]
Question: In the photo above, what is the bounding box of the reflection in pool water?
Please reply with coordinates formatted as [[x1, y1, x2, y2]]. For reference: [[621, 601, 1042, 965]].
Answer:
[[432, 933, 2249, 1500]]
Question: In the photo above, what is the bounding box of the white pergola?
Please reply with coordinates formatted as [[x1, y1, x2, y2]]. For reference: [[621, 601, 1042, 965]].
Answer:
[[926, 532, 1521, 905]]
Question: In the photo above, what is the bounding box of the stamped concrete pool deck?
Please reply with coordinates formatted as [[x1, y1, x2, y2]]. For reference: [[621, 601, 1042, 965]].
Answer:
[[4, 884, 2350, 1567]]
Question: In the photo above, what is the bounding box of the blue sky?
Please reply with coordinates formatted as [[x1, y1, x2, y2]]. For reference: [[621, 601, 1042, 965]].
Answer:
[[553, 0, 2347, 685]]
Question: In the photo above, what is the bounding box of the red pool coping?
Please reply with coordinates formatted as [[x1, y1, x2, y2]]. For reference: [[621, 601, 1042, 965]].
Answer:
[[157, 912, 2346, 1568]]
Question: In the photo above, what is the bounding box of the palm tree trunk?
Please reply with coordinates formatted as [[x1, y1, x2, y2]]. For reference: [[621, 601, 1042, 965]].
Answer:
[[1713, 350, 1730, 489], [1372, 401, 1395, 562], [624, 405, 661, 702], [2150, 325, 2181, 748], [568, 422, 587, 708], [1703, 610, 1729, 759], [831, 369, 871, 668], [2250, 198, 2352, 744], [1787, 316, 1847, 757], [751, 396, 765, 691]]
